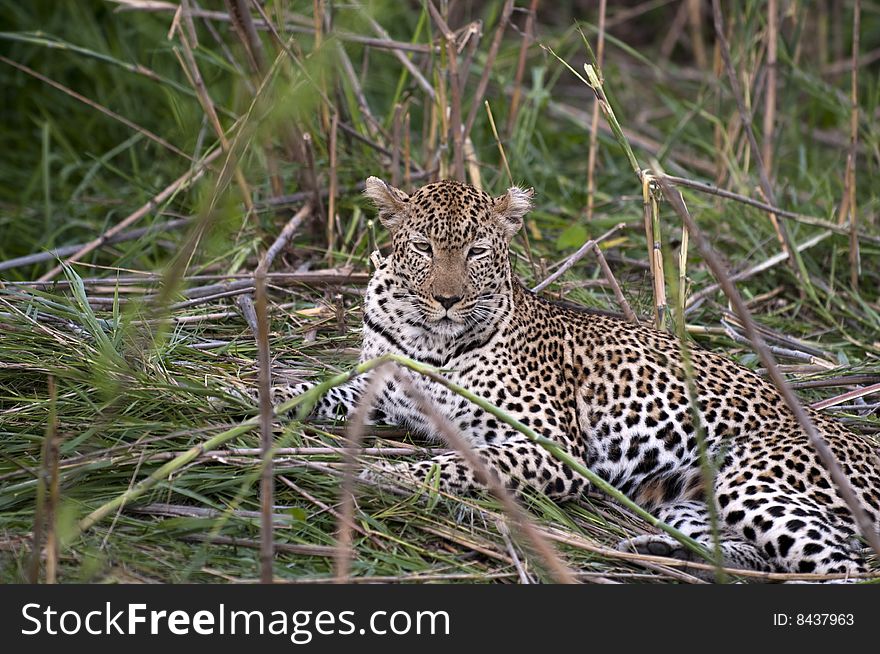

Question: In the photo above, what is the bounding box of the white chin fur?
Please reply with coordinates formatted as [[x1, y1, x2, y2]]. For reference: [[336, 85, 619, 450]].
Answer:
[[425, 317, 467, 336]]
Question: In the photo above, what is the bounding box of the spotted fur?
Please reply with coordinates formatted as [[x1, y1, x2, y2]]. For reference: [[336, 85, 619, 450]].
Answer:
[[274, 177, 880, 577]]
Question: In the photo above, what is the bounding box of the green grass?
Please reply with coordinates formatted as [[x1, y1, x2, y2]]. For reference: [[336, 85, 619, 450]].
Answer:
[[1, 0, 878, 583]]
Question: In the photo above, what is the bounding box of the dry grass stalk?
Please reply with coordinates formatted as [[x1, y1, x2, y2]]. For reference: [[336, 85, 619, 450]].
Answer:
[[506, 0, 539, 134], [532, 222, 626, 293], [254, 268, 273, 584], [810, 381, 880, 411], [428, 1, 466, 181], [312, 0, 331, 133], [641, 174, 667, 328], [252, 204, 311, 583], [712, 40, 726, 184], [591, 242, 637, 322], [225, 0, 265, 72], [327, 112, 339, 264], [485, 100, 513, 185], [585, 0, 607, 222], [464, 137, 482, 190], [333, 369, 388, 583], [754, 186, 790, 265], [334, 41, 385, 143], [301, 132, 326, 236], [659, 0, 689, 59], [762, 0, 778, 173], [172, 5, 254, 212], [29, 375, 59, 583], [0, 217, 193, 273], [687, 0, 707, 69], [463, 0, 514, 140], [391, 102, 404, 187], [361, 11, 435, 101], [844, 0, 861, 288]]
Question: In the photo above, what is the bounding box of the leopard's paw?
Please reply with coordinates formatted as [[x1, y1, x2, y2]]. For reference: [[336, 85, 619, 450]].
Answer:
[[617, 534, 697, 561]]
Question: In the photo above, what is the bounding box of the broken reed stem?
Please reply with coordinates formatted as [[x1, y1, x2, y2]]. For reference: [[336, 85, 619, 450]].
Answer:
[[173, 10, 253, 212], [301, 133, 326, 226], [507, 0, 539, 134], [657, 174, 880, 560], [810, 381, 880, 411], [37, 148, 222, 282], [226, 0, 265, 72], [29, 375, 58, 584], [427, 1, 466, 182], [762, 0, 777, 173], [334, 369, 388, 583], [262, 205, 312, 269], [641, 174, 667, 329], [44, 376, 60, 584], [710, 0, 800, 279], [254, 269, 273, 584], [360, 13, 435, 101], [585, 0, 607, 221], [591, 242, 637, 322], [252, 206, 309, 584], [687, 0, 707, 69], [532, 222, 626, 293], [327, 113, 339, 264], [678, 208, 690, 321], [572, 61, 666, 320], [846, 0, 861, 289], [463, 0, 514, 140]]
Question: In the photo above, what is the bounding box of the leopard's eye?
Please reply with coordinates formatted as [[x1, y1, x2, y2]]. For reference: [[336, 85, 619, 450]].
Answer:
[[412, 241, 432, 255], [468, 246, 489, 258]]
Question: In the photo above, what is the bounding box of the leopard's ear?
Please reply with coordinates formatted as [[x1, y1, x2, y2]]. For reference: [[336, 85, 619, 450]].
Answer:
[[364, 176, 409, 232], [492, 186, 534, 239]]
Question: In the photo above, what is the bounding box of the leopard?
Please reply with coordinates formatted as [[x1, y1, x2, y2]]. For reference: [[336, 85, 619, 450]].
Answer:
[[271, 175, 880, 578]]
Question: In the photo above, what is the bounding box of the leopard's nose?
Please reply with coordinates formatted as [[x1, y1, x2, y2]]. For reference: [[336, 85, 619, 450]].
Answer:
[[434, 294, 461, 310]]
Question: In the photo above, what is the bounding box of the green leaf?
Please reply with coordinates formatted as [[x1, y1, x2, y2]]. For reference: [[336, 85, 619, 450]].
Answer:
[[556, 223, 588, 251], [288, 507, 308, 522]]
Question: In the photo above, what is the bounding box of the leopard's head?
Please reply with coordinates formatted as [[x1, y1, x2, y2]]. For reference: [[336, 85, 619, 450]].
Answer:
[[365, 176, 533, 336]]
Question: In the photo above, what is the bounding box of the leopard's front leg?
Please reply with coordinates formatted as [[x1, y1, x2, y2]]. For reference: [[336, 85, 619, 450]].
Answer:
[[360, 433, 588, 501], [268, 376, 370, 420]]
